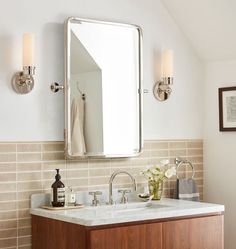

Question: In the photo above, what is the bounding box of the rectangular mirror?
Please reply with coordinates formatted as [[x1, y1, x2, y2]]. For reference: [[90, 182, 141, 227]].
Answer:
[[65, 17, 143, 158]]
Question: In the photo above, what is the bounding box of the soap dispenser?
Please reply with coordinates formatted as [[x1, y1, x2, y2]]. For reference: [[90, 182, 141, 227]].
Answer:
[[51, 169, 65, 207]]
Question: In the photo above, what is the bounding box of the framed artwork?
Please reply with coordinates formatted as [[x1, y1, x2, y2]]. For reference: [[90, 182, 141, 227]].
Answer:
[[219, 86, 236, 131]]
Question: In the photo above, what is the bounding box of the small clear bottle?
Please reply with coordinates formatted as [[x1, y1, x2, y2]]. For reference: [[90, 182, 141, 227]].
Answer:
[[67, 186, 76, 206]]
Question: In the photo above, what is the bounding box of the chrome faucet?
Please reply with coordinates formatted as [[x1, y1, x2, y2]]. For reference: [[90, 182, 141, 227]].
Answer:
[[108, 170, 137, 205]]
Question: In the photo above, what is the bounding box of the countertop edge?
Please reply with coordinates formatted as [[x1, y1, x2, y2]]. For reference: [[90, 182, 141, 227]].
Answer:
[[30, 204, 224, 227]]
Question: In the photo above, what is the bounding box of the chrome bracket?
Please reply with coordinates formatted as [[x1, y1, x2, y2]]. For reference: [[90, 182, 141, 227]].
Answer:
[[50, 82, 64, 93]]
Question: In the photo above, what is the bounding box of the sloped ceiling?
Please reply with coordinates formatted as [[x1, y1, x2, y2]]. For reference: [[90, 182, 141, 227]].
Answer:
[[161, 0, 236, 61]]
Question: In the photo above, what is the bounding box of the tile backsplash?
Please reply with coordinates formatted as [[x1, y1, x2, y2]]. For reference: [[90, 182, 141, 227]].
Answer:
[[0, 139, 203, 249]]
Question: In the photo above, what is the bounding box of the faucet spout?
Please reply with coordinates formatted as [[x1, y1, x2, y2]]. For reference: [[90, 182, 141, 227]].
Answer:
[[108, 170, 137, 205]]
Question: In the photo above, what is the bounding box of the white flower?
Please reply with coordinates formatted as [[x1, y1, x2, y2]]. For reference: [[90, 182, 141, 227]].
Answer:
[[160, 159, 170, 166], [164, 167, 176, 178], [150, 167, 160, 175]]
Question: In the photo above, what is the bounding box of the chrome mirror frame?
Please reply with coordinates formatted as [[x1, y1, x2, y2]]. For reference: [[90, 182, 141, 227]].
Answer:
[[64, 17, 143, 159]]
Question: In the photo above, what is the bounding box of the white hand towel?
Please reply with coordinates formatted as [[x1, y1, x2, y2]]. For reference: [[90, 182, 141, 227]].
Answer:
[[71, 96, 86, 156]]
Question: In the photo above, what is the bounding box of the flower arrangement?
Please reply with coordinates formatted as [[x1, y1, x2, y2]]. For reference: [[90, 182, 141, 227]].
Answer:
[[140, 160, 176, 200]]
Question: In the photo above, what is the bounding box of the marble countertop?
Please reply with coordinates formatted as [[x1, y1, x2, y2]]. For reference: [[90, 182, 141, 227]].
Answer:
[[30, 198, 224, 227]]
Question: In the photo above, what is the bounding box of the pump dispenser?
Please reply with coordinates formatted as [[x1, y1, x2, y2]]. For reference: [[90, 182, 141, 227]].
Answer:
[[51, 169, 65, 207]]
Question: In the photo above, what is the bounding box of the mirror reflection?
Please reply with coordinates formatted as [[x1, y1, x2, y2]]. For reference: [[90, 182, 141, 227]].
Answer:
[[66, 18, 142, 158]]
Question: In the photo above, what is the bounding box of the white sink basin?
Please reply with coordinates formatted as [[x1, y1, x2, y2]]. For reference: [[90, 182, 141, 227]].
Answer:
[[66, 201, 170, 218]]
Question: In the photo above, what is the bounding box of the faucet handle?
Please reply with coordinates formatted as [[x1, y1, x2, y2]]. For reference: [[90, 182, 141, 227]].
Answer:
[[118, 189, 131, 194], [89, 191, 102, 206], [118, 189, 131, 204]]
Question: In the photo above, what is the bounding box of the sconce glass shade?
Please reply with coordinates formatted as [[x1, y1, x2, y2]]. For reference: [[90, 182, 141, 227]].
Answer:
[[153, 49, 174, 101], [23, 33, 35, 67], [12, 33, 36, 94], [161, 49, 173, 78]]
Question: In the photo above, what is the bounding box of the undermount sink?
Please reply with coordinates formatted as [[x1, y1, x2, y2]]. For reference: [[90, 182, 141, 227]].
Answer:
[[66, 201, 170, 219]]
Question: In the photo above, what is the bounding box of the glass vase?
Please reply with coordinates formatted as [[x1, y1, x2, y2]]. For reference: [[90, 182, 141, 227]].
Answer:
[[148, 180, 163, 200]]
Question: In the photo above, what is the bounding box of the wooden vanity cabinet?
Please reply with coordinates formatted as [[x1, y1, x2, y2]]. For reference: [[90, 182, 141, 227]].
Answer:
[[32, 214, 224, 249]]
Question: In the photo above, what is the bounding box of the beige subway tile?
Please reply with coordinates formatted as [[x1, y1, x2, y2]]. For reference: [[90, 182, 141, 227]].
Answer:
[[89, 176, 110, 186], [18, 236, 31, 246], [0, 228, 17, 239], [17, 190, 43, 201], [18, 172, 41, 181], [0, 220, 17, 230], [143, 141, 152, 150], [187, 141, 203, 148], [17, 143, 41, 152], [136, 150, 149, 158], [89, 168, 110, 177], [0, 182, 16, 192], [150, 141, 169, 150], [17, 181, 42, 191], [150, 150, 169, 157], [0, 211, 17, 220], [18, 200, 30, 209], [169, 141, 186, 149], [176, 171, 187, 179], [42, 161, 66, 170], [0, 238, 17, 248], [195, 179, 203, 186], [66, 160, 88, 170], [111, 158, 131, 168], [0, 172, 16, 182], [169, 180, 176, 189], [198, 185, 203, 192], [169, 149, 186, 157], [192, 171, 203, 178], [17, 163, 41, 172], [111, 166, 132, 174], [0, 144, 16, 153], [42, 142, 64, 152], [66, 169, 88, 178], [193, 163, 203, 171], [130, 158, 149, 167], [89, 159, 111, 169], [18, 209, 30, 219], [0, 153, 16, 163], [18, 245, 31, 249], [187, 149, 203, 156], [42, 180, 54, 190], [42, 152, 65, 161], [66, 178, 88, 188], [0, 163, 16, 172], [18, 218, 31, 228], [0, 201, 17, 211], [0, 192, 17, 201], [186, 156, 203, 164], [17, 153, 41, 162], [18, 227, 31, 237], [70, 186, 88, 192]]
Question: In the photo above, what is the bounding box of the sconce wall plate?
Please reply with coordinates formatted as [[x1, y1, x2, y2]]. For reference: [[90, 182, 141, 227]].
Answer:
[[153, 77, 173, 101], [12, 66, 35, 94]]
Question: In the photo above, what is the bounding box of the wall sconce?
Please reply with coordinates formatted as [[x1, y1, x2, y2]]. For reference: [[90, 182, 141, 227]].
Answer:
[[153, 49, 174, 101], [12, 33, 35, 94]]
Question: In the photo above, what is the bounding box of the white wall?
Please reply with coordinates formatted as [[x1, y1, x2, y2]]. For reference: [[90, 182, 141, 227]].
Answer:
[[204, 60, 236, 249], [0, 0, 203, 141]]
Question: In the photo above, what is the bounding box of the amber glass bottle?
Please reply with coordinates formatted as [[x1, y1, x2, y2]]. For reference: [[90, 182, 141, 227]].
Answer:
[[51, 169, 65, 207]]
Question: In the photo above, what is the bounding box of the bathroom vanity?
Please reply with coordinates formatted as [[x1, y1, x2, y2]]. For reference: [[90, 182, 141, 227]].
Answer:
[[31, 198, 224, 249]]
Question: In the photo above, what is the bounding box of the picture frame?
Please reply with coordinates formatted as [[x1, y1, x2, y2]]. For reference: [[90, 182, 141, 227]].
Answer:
[[219, 86, 236, 131]]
